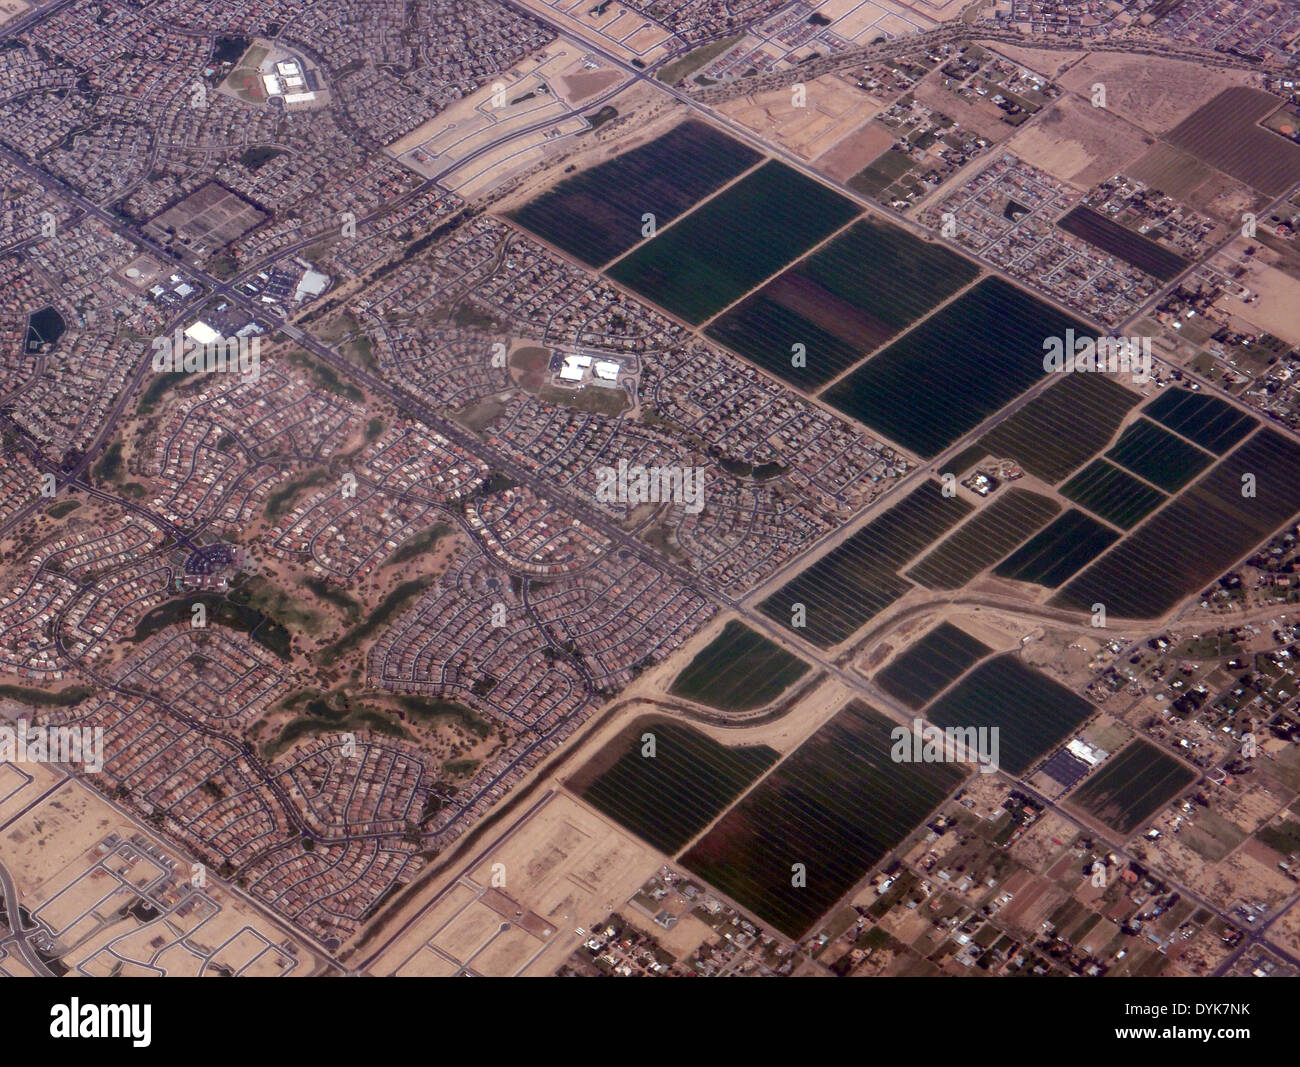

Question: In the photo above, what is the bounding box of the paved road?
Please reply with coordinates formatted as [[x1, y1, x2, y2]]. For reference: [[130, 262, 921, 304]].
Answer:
[[0, 858, 55, 977], [5, 0, 1300, 964]]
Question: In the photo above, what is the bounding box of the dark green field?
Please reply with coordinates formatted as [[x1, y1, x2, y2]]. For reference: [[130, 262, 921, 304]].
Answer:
[[1056, 426, 1300, 619], [907, 489, 1061, 590], [570, 716, 779, 854], [607, 160, 859, 324], [925, 656, 1095, 776], [682, 701, 965, 938], [977, 373, 1142, 483], [760, 480, 972, 647], [993, 509, 1121, 588], [876, 622, 991, 709], [1057, 206, 1190, 281], [942, 445, 988, 478], [1061, 459, 1167, 529], [1068, 739, 1196, 834], [509, 120, 760, 267], [1142, 387, 1256, 454], [670, 621, 810, 711], [704, 217, 978, 390], [823, 277, 1094, 458], [1106, 418, 1214, 491]]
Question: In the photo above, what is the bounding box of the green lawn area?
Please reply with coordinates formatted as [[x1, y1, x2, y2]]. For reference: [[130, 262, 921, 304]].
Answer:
[[656, 34, 744, 85]]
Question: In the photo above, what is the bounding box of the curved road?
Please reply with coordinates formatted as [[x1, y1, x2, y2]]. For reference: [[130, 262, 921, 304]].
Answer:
[[0, 858, 54, 977]]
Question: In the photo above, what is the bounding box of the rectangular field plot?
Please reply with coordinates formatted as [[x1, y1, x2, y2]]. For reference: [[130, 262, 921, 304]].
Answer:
[[976, 373, 1142, 483], [607, 160, 859, 324], [704, 217, 979, 390], [925, 656, 1095, 777], [569, 716, 779, 854], [876, 622, 991, 709], [681, 701, 965, 938], [759, 480, 973, 648], [1141, 387, 1257, 454], [144, 181, 269, 257], [1060, 459, 1166, 529], [1055, 426, 1300, 619], [823, 277, 1095, 458], [669, 620, 810, 712], [1068, 740, 1196, 835], [1056, 206, 1190, 281], [907, 488, 1061, 590], [507, 120, 760, 267], [1106, 418, 1213, 492], [994, 509, 1121, 588], [1166, 87, 1300, 198]]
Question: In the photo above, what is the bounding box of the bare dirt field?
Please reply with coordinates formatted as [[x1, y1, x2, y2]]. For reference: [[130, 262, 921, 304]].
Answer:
[[0, 765, 322, 977], [1056, 54, 1259, 136], [491, 88, 685, 214], [366, 791, 661, 977], [512, 0, 673, 66], [1005, 94, 1154, 188], [815, 120, 896, 182], [0, 0, 30, 29], [719, 76, 880, 162], [559, 68, 624, 105], [1227, 261, 1300, 346], [1196, 237, 1300, 345], [1182, 168, 1266, 225], [1265, 894, 1300, 958]]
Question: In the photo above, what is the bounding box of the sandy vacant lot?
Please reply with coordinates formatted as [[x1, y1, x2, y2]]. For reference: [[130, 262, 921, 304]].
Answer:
[[1220, 256, 1300, 347], [1006, 93, 1154, 188], [0, 0, 29, 29], [366, 790, 661, 977], [816, 120, 896, 182], [721, 76, 882, 162], [0, 765, 321, 977], [1056, 54, 1258, 137]]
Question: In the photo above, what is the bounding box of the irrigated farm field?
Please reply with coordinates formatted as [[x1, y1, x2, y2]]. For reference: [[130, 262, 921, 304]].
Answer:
[[823, 277, 1094, 459], [876, 622, 991, 709], [760, 480, 973, 648], [681, 701, 965, 938], [670, 620, 810, 711], [508, 119, 761, 267], [1166, 87, 1300, 198], [1057, 206, 1190, 281], [1142, 387, 1256, 454], [1106, 417, 1214, 492], [907, 489, 1062, 590], [1056, 426, 1300, 619], [607, 160, 859, 324], [977, 373, 1141, 484], [994, 509, 1121, 588], [1060, 459, 1166, 529], [569, 716, 779, 854], [1068, 740, 1196, 835], [925, 656, 1096, 777], [705, 217, 979, 390]]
